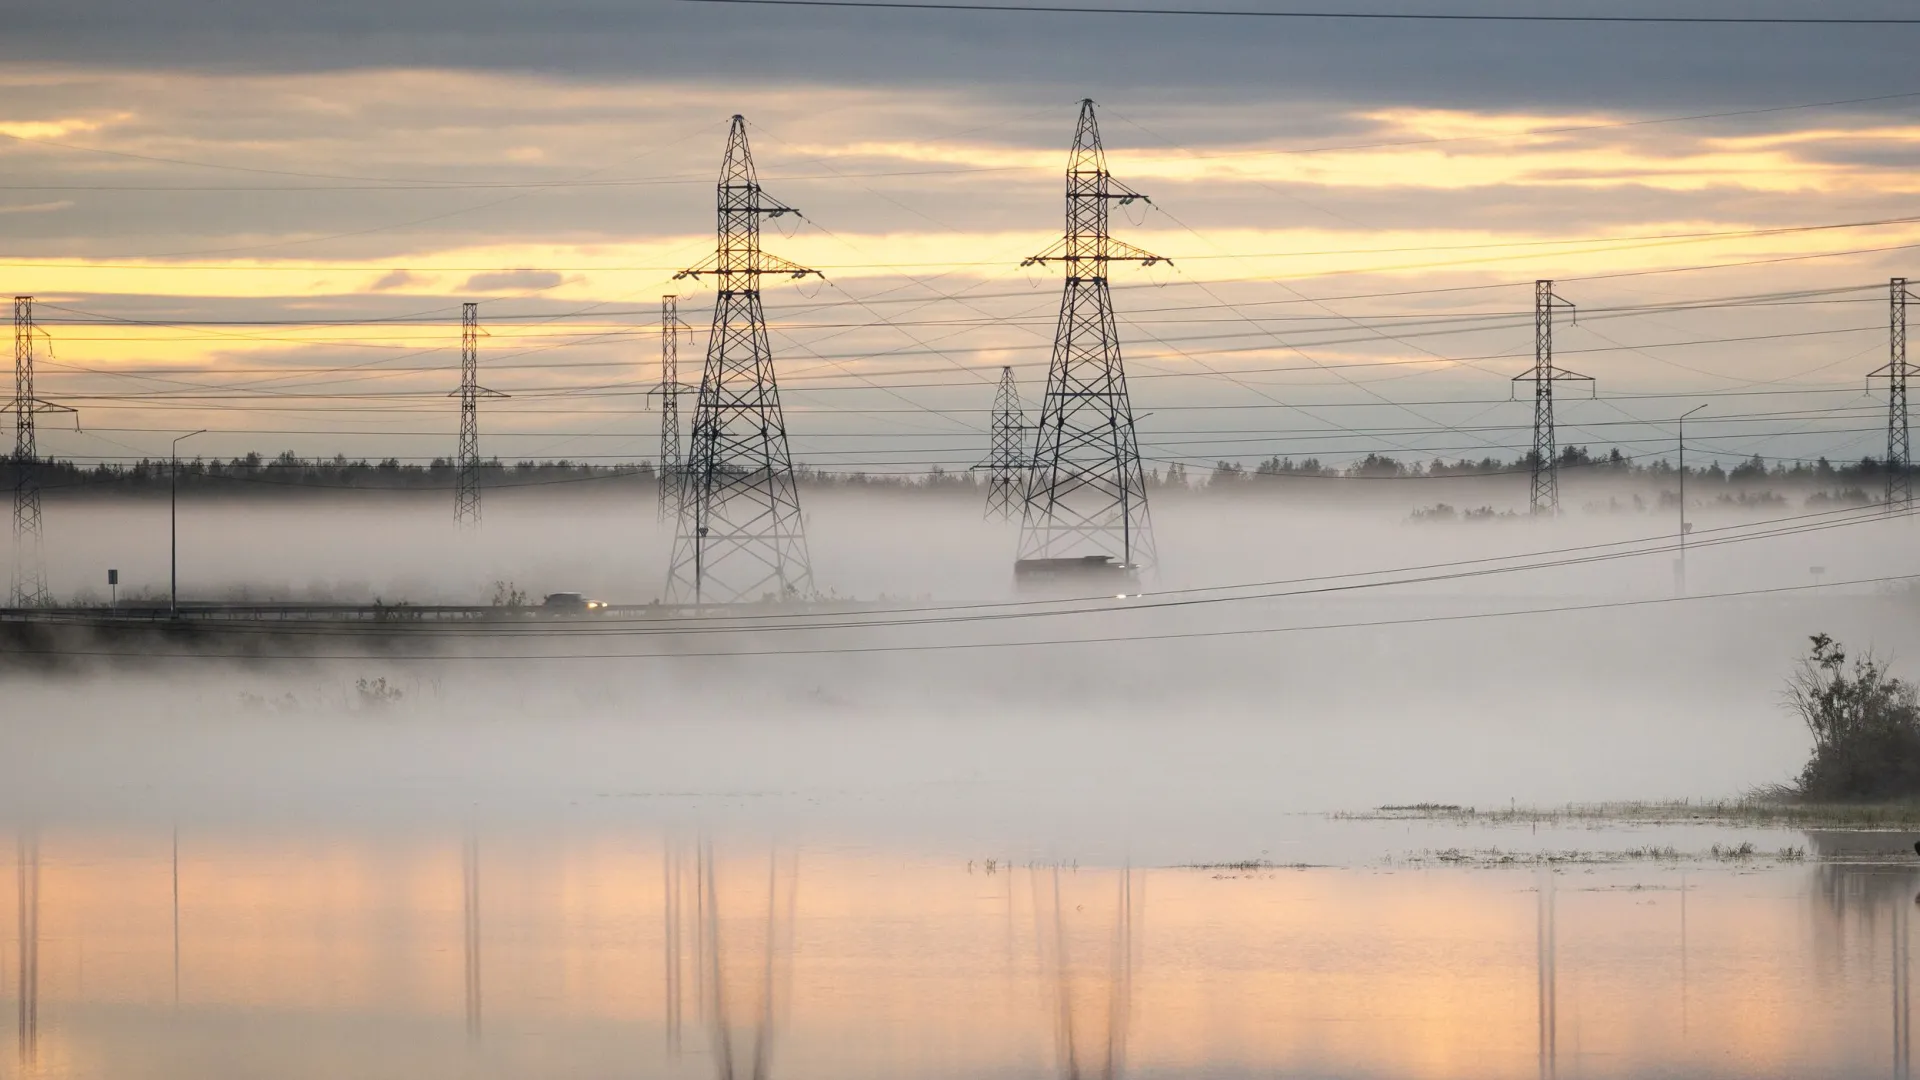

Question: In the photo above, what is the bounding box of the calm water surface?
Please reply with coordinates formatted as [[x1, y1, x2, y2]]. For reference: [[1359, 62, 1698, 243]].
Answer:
[[3, 819, 1917, 1079]]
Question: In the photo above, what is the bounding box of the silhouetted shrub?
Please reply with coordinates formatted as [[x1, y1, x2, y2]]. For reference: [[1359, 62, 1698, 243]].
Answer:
[[1785, 634, 1920, 801]]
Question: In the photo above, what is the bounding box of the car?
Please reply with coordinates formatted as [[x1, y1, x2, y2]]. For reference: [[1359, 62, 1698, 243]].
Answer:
[[539, 592, 607, 616]]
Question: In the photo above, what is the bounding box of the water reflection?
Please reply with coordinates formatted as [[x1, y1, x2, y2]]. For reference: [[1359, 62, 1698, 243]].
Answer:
[[1032, 867, 1134, 1080], [697, 844, 797, 1080], [170, 827, 179, 1010], [1900, 895, 1912, 1080], [1536, 869, 1556, 1080], [10, 825, 1920, 1077], [664, 839, 687, 1056], [16, 830, 38, 1069], [463, 831, 481, 1043], [1808, 833, 1920, 1080]]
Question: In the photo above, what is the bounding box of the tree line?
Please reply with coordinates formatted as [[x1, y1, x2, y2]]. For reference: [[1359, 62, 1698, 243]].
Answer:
[[0, 445, 1900, 498]]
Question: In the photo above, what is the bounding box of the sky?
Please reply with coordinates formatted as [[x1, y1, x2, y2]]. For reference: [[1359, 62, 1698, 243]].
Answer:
[[4, 0, 1920, 475]]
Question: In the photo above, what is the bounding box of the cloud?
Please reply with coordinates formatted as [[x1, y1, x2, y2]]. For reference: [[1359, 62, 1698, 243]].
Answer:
[[0, 200, 72, 214], [0, 0, 1908, 117], [459, 268, 563, 292], [369, 268, 424, 290], [0, 116, 113, 140]]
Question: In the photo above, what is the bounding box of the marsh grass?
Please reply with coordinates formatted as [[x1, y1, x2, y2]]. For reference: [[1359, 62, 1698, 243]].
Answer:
[[1389, 842, 1811, 868], [1183, 859, 1317, 872], [1335, 798, 1920, 829]]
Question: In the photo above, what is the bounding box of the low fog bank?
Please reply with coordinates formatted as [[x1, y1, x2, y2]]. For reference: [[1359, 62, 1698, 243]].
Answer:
[[25, 480, 1917, 606], [9, 483, 1916, 864], [3, 586, 1915, 865]]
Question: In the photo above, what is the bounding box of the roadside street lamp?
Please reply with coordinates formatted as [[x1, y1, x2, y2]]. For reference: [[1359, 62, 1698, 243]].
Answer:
[[1676, 405, 1706, 596], [171, 430, 205, 617]]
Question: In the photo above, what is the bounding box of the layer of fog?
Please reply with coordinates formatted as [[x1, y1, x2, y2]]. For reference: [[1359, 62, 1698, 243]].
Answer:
[[7, 483, 1917, 865], [34, 476, 1914, 606]]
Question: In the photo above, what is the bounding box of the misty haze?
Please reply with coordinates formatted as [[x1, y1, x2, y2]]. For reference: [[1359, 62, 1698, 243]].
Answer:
[[8, 0, 1920, 1077]]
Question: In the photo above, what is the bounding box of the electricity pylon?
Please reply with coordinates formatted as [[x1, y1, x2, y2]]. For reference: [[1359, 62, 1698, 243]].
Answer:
[[1017, 100, 1164, 573], [7, 297, 73, 607], [1513, 280, 1591, 516], [666, 116, 819, 604], [1871, 277, 1917, 510], [652, 295, 695, 523], [983, 365, 1027, 521], [452, 302, 506, 529]]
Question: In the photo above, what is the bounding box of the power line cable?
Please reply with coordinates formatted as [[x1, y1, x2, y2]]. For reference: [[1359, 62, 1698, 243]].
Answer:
[[672, 0, 1920, 25]]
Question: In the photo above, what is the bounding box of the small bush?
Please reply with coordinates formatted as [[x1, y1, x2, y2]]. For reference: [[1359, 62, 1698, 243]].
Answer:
[[355, 677, 405, 711], [1784, 634, 1920, 801]]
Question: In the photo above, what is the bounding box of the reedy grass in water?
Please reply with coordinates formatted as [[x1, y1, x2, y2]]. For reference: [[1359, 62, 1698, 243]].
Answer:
[[1333, 798, 1920, 829]]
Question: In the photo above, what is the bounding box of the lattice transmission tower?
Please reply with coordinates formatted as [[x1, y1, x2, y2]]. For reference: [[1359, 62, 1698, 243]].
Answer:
[[1872, 277, 1917, 510], [452, 303, 505, 529], [652, 295, 694, 523], [666, 117, 820, 604], [983, 365, 1027, 521], [8, 297, 72, 607], [1017, 100, 1165, 573], [1514, 280, 1591, 516]]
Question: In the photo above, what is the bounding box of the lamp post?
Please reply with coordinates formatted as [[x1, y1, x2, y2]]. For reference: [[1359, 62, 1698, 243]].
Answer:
[[171, 430, 205, 617], [1677, 405, 1706, 596]]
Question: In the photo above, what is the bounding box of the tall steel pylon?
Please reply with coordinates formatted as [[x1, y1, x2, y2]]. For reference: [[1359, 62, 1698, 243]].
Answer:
[[1514, 280, 1590, 516], [8, 297, 73, 607], [1017, 100, 1165, 572], [983, 365, 1027, 521], [1872, 277, 1917, 510], [452, 302, 505, 529], [652, 295, 695, 523], [666, 116, 820, 604]]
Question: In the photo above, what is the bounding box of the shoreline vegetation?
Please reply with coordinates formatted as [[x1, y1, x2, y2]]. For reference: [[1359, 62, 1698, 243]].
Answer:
[[1186, 842, 1815, 873], [1323, 633, 1920, 834], [1333, 799, 1920, 829]]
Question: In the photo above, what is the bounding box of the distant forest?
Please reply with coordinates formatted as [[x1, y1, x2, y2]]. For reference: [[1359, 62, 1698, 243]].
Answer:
[[0, 445, 1898, 505]]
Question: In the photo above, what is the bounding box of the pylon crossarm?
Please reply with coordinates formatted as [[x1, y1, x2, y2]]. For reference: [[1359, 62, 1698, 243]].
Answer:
[[3, 400, 74, 416], [737, 189, 799, 218], [675, 253, 721, 281], [1104, 238, 1169, 266], [647, 382, 699, 402], [1024, 238, 1168, 269], [1, 401, 76, 434], [1511, 370, 1594, 391], [758, 252, 822, 279], [1022, 238, 1069, 267]]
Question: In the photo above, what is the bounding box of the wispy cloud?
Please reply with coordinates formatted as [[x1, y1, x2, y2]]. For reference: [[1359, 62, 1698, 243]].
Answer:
[[0, 200, 73, 214], [460, 268, 563, 292], [0, 116, 115, 140], [370, 268, 426, 290]]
